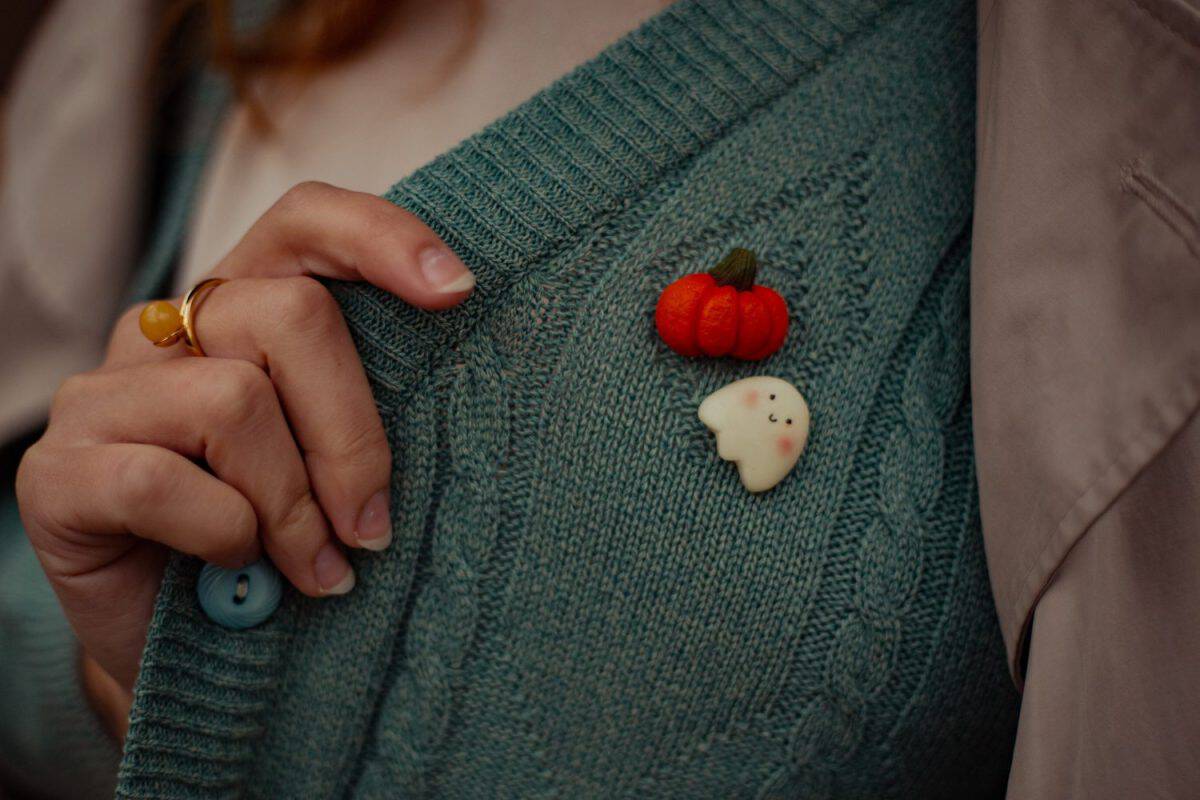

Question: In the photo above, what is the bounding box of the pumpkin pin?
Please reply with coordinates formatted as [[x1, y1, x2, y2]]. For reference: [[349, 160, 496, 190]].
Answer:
[[655, 248, 789, 360]]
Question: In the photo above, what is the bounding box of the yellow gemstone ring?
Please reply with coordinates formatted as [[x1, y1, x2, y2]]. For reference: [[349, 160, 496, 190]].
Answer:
[[138, 278, 226, 356]]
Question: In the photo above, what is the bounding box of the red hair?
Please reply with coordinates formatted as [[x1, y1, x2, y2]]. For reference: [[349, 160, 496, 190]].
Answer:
[[160, 0, 480, 127]]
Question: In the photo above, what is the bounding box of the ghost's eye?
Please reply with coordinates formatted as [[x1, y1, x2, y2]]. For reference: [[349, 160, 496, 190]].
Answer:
[[786, 418, 793, 425], [769, 394, 776, 401]]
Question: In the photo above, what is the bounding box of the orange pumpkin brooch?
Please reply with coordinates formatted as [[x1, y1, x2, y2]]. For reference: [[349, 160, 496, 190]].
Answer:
[[654, 248, 789, 360]]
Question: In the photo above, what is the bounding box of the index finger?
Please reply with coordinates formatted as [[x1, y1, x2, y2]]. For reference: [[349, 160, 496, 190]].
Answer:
[[212, 181, 476, 311]]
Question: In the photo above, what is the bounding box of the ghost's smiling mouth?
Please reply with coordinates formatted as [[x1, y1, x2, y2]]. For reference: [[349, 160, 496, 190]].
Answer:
[[768, 413, 778, 423]]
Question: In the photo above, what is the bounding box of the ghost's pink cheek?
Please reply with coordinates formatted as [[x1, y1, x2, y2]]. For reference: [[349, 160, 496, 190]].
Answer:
[[743, 390, 759, 408], [777, 437, 794, 456]]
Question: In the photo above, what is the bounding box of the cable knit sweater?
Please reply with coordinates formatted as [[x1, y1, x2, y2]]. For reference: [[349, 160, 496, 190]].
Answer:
[[10, 0, 1021, 796]]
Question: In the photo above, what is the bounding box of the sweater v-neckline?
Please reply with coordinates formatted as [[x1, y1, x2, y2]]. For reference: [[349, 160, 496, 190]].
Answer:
[[333, 0, 900, 408], [132, 0, 891, 312], [371, 0, 892, 312]]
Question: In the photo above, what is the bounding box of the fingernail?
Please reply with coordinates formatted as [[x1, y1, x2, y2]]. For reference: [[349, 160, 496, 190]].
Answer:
[[418, 245, 475, 293], [314, 543, 355, 595], [355, 491, 392, 551]]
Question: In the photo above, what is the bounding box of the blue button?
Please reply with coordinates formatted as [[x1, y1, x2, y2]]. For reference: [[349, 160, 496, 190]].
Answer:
[[197, 560, 282, 630]]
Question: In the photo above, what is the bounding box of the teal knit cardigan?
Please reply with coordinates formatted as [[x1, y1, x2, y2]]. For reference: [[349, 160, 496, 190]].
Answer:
[[58, 0, 1019, 796]]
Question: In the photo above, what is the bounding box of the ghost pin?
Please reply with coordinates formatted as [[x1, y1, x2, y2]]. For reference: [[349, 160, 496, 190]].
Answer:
[[698, 376, 810, 493]]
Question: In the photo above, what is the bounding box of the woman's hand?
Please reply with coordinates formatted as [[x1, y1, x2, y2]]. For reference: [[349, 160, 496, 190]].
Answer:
[[15, 182, 474, 698]]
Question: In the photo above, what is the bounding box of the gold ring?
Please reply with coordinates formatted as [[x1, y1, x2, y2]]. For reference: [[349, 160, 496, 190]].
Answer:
[[138, 278, 226, 356]]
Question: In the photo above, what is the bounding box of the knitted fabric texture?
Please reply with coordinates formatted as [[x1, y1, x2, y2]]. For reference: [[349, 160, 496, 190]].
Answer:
[[117, 0, 1018, 797], [0, 488, 120, 797]]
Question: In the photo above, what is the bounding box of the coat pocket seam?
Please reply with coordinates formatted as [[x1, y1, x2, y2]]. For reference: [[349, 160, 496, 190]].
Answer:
[[1121, 157, 1200, 263]]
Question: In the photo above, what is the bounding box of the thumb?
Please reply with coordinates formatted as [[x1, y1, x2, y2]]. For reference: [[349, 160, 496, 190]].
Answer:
[[211, 181, 475, 311]]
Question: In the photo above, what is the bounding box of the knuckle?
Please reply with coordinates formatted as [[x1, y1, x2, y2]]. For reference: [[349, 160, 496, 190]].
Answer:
[[113, 450, 171, 511], [212, 503, 259, 564], [209, 361, 276, 428], [229, 501, 259, 543], [357, 194, 406, 232], [273, 487, 323, 541], [14, 442, 51, 516], [345, 419, 391, 468], [261, 484, 326, 554], [316, 418, 390, 480], [275, 276, 340, 331], [276, 180, 335, 214], [14, 444, 66, 541], [49, 372, 97, 421]]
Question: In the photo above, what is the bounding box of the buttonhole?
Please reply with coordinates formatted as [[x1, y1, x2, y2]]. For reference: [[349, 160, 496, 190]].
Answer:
[[233, 574, 250, 605]]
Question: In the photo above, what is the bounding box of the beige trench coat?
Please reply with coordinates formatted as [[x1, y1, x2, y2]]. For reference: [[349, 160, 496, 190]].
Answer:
[[974, 0, 1200, 794]]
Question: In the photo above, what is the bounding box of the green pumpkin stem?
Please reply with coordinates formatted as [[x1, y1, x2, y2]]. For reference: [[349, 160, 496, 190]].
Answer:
[[708, 248, 759, 291]]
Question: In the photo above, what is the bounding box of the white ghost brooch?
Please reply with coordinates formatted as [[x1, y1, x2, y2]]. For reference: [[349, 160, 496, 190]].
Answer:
[[698, 376, 810, 493]]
